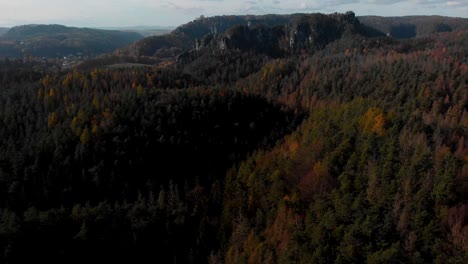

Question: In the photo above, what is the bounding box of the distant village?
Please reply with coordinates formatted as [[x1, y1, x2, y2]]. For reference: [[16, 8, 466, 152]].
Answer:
[[61, 52, 88, 69]]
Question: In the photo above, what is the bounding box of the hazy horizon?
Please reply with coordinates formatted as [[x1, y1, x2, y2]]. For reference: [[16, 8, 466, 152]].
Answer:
[[0, 0, 467, 28]]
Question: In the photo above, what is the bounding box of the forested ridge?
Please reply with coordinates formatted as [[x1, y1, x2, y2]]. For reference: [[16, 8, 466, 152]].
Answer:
[[0, 12, 467, 263], [0, 24, 143, 58]]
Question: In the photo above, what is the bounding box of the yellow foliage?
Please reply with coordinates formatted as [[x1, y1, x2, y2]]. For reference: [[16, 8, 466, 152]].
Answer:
[[90, 70, 99, 81], [37, 88, 44, 99], [79, 128, 90, 144], [91, 97, 100, 109], [91, 124, 99, 134], [242, 232, 265, 264], [136, 84, 144, 95], [62, 73, 72, 87], [70, 117, 78, 129], [225, 246, 240, 264], [77, 109, 86, 122], [48, 88, 55, 97], [261, 69, 268, 81], [47, 112, 58, 128], [248, 242, 264, 264]]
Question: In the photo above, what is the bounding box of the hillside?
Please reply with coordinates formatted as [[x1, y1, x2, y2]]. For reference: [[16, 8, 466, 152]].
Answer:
[[182, 12, 383, 59], [94, 26, 174, 37], [0, 27, 9, 37], [359, 15, 468, 38], [116, 14, 304, 57], [117, 14, 468, 61], [0, 12, 467, 264], [0, 24, 143, 58]]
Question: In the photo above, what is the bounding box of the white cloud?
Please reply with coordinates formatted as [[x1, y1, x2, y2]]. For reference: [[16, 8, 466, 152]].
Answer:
[[0, 0, 466, 27], [446, 1, 463, 6]]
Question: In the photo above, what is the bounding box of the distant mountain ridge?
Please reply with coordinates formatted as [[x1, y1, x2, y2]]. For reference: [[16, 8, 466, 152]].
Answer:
[[116, 14, 304, 57], [358, 15, 468, 38], [117, 12, 383, 58], [117, 13, 468, 60], [94, 26, 174, 37], [177, 12, 383, 61], [0, 24, 143, 58]]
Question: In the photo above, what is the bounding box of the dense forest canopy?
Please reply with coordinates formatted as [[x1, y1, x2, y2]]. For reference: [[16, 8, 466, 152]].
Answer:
[[0, 11, 467, 263]]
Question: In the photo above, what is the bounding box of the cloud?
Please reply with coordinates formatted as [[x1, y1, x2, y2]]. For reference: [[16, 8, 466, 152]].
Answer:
[[164, 2, 206, 14], [446, 1, 462, 6], [367, 0, 405, 4], [366, 0, 466, 5], [328, 0, 360, 4], [0, 0, 466, 27]]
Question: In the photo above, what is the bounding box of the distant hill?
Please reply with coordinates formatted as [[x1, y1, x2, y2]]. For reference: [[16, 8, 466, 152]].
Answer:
[[117, 14, 468, 60], [116, 12, 383, 59], [116, 14, 305, 57], [184, 12, 383, 59], [0, 27, 9, 37], [0, 24, 143, 58], [95, 26, 174, 37], [358, 15, 468, 38]]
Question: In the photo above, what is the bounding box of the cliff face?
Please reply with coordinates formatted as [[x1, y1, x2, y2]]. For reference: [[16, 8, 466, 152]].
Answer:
[[111, 13, 468, 60], [119, 12, 380, 59], [216, 25, 283, 54], [117, 14, 300, 58], [177, 11, 380, 61]]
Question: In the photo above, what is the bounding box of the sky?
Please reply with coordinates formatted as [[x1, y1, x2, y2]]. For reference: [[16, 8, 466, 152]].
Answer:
[[0, 0, 467, 28]]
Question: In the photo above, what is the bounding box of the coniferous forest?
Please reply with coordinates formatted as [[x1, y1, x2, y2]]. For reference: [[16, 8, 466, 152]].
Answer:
[[0, 12, 467, 263]]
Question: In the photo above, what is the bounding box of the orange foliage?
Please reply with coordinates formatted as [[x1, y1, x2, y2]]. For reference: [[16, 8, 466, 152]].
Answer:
[[264, 204, 297, 254], [288, 140, 299, 154], [298, 161, 332, 201], [460, 64, 468, 75], [372, 113, 385, 136], [48, 88, 55, 97], [446, 205, 468, 251], [345, 48, 351, 56], [360, 107, 385, 136], [435, 146, 451, 165], [102, 108, 112, 119], [243, 232, 263, 264], [41, 75, 52, 87]]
